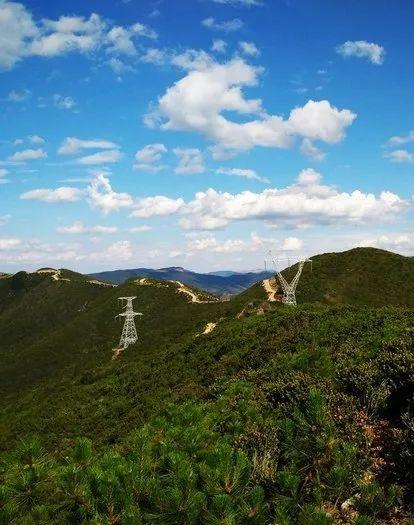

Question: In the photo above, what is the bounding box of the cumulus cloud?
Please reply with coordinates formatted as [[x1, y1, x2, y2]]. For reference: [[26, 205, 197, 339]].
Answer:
[[8, 148, 47, 162], [169, 168, 406, 231], [216, 167, 269, 183], [336, 40, 385, 65], [173, 148, 205, 174], [202, 17, 244, 32], [134, 143, 167, 172], [0, 2, 157, 70], [87, 175, 133, 214], [20, 187, 83, 203], [56, 221, 118, 234], [148, 58, 356, 154], [58, 137, 119, 155], [123, 169, 407, 232], [238, 41, 260, 57], [130, 195, 184, 218]]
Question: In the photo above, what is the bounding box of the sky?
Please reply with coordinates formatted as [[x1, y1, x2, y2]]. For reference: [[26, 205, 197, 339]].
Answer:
[[0, 0, 413, 273]]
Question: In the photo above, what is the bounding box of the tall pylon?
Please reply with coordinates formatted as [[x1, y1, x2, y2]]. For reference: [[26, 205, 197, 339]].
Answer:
[[116, 296, 142, 349], [266, 253, 312, 306]]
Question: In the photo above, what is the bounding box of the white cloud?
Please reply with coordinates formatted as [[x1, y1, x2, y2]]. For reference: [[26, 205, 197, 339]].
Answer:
[[56, 221, 118, 234], [173, 148, 205, 174], [202, 17, 244, 32], [216, 167, 269, 183], [29, 13, 105, 57], [211, 39, 227, 53], [134, 143, 167, 172], [0, 3, 158, 70], [336, 40, 385, 65], [386, 131, 414, 147], [7, 89, 31, 102], [0, 238, 21, 250], [0, 2, 38, 68], [87, 175, 133, 214], [282, 237, 303, 251], [171, 49, 213, 71], [28, 134, 45, 144], [53, 94, 77, 110], [300, 138, 326, 161], [76, 149, 122, 165], [58, 137, 119, 155], [150, 58, 356, 154], [189, 232, 298, 255], [239, 41, 260, 57], [385, 149, 414, 163], [107, 57, 134, 74], [177, 168, 407, 230], [359, 234, 414, 255], [128, 225, 152, 233], [106, 22, 157, 56], [0, 168, 10, 183], [21, 187, 83, 203], [140, 47, 165, 65], [131, 195, 184, 218], [8, 148, 47, 162]]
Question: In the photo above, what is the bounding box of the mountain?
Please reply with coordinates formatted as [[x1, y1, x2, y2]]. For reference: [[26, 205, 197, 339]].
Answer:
[[1, 249, 414, 522], [89, 266, 273, 295]]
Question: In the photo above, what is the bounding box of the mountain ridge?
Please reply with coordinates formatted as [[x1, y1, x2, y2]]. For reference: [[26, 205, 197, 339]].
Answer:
[[89, 266, 273, 295]]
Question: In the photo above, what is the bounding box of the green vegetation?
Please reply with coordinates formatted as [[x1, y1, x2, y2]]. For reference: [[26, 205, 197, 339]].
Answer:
[[0, 248, 414, 523]]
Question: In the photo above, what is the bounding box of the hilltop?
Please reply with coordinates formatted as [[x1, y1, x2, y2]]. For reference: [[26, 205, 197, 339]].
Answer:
[[245, 247, 414, 308], [90, 266, 273, 296]]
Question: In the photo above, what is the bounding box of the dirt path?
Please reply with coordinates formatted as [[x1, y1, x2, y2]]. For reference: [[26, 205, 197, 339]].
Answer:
[[112, 347, 123, 360], [87, 279, 117, 287], [262, 277, 279, 302], [203, 322, 217, 334], [173, 280, 203, 303]]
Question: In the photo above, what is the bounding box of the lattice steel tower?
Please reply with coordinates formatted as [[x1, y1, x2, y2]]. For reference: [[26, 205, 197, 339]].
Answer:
[[267, 254, 312, 306], [116, 296, 142, 349]]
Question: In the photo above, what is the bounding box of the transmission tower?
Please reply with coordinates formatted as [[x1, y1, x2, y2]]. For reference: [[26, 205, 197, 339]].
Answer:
[[116, 296, 142, 349], [266, 253, 312, 306]]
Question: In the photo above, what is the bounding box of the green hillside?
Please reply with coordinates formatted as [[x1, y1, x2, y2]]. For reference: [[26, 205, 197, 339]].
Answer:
[[245, 247, 414, 308], [1, 250, 414, 523]]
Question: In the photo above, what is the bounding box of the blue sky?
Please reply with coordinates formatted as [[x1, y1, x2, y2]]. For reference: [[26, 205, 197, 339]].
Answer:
[[0, 0, 413, 272]]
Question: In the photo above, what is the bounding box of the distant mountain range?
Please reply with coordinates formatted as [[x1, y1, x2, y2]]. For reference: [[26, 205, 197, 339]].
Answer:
[[89, 266, 273, 295]]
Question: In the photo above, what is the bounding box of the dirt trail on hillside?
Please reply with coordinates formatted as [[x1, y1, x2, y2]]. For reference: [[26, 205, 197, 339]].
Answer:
[[173, 280, 202, 303], [87, 279, 117, 287], [262, 277, 279, 302], [172, 281, 218, 304], [203, 322, 217, 334]]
